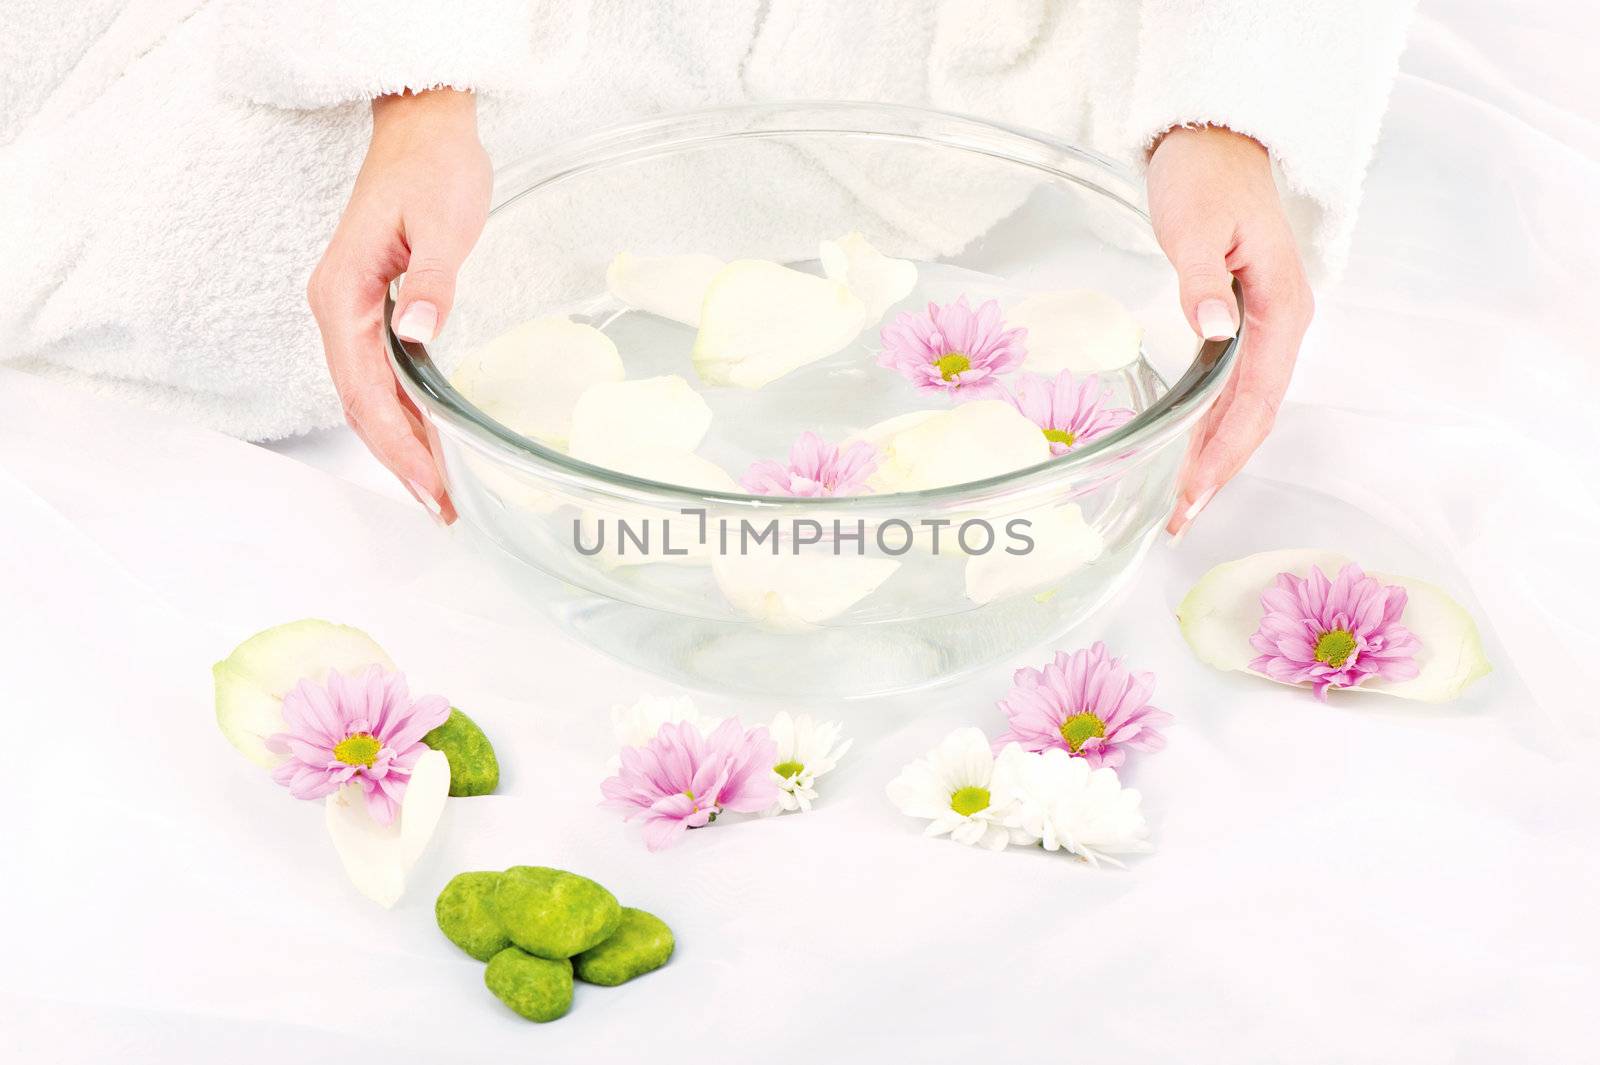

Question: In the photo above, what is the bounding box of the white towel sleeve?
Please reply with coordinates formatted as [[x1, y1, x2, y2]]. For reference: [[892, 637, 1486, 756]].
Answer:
[[216, 0, 585, 109], [1124, 0, 1418, 279]]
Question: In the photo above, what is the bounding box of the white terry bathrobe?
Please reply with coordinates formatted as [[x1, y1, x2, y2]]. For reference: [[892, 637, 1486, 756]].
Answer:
[[0, 0, 1415, 442]]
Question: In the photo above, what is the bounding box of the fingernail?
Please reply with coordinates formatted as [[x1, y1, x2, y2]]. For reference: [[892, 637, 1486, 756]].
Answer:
[[405, 478, 445, 524], [1196, 299, 1236, 341], [1166, 485, 1219, 547], [393, 301, 439, 343], [1184, 485, 1219, 522]]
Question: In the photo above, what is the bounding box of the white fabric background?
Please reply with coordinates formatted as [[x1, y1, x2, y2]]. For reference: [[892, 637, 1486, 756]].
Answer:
[[3, 2, 1599, 1062]]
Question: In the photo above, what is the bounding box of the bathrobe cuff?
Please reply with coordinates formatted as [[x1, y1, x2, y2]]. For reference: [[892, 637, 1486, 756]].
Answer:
[[1124, 0, 1417, 281], [218, 1, 583, 110]]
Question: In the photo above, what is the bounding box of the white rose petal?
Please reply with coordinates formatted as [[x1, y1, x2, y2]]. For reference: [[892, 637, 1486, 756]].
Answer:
[[867, 400, 1052, 493], [692, 259, 866, 389], [213, 620, 394, 768], [324, 748, 451, 908], [451, 317, 624, 448], [1177, 548, 1492, 703], [964, 504, 1104, 605], [567, 375, 713, 466], [1010, 290, 1144, 375], [819, 232, 917, 322], [713, 550, 900, 631], [606, 251, 726, 327]]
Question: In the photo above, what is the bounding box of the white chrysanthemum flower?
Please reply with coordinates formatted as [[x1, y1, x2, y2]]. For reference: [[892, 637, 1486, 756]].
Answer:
[[885, 727, 1038, 851], [1003, 746, 1152, 867], [765, 712, 852, 815], [607, 694, 721, 771]]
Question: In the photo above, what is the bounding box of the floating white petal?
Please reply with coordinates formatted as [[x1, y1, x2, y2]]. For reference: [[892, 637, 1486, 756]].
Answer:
[[713, 550, 899, 632], [964, 504, 1104, 605], [450, 317, 624, 448], [692, 260, 866, 389], [605, 251, 726, 327], [323, 748, 451, 908], [866, 400, 1052, 493], [1177, 548, 1491, 703], [567, 375, 713, 466], [819, 232, 917, 322], [1010, 290, 1144, 375], [213, 620, 393, 767]]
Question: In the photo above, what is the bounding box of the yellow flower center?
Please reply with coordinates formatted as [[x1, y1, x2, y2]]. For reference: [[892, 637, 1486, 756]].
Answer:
[[333, 732, 381, 768], [1315, 629, 1357, 668], [1042, 428, 1077, 448], [935, 353, 971, 381], [949, 785, 991, 817], [773, 760, 805, 780], [1059, 712, 1105, 753]]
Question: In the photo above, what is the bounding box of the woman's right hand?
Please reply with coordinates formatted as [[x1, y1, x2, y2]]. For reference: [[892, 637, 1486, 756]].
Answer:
[[307, 89, 493, 522]]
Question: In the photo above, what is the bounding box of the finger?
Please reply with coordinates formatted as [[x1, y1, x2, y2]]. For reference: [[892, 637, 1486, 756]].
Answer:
[[390, 191, 489, 344], [310, 254, 451, 516], [1155, 202, 1241, 343], [1170, 254, 1312, 529]]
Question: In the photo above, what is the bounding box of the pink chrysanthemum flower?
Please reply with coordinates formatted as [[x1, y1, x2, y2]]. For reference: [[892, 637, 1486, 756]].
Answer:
[[878, 295, 1026, 396], [741, 431, 880, 497], [600, 719, 780, 851], [265, 666, 450, 825], [996, 370, 1136, 455], [1250, 563, 1422, 700], [992, 643, 1171, 769]]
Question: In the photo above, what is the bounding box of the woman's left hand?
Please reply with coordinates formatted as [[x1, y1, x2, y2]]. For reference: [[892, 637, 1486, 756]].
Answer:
[[1146, 125, 1315, 539]]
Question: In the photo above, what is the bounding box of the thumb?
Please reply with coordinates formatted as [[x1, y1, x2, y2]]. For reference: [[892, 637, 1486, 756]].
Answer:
[[390, 215, 477, 344], [1160, 217, 1240, 342]]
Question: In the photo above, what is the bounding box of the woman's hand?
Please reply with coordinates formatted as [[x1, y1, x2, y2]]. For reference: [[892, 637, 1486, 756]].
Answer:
[[1147, 125, 1314, 540], [307, 89, 493, 522]]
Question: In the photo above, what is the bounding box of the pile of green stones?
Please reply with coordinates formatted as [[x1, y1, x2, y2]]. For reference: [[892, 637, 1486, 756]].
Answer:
[[436, 866, 675, 1022]]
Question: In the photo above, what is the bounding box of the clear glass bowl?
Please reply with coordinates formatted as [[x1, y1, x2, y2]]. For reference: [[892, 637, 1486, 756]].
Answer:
[[388, 102, 1237, 698]]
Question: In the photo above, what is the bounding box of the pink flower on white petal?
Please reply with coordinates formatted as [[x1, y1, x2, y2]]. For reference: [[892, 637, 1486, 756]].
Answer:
[[1249, 563, 1422, 700], [265, 666, 450, 826]]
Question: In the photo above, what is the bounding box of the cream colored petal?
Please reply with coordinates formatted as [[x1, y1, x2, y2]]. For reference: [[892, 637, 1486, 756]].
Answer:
[[323, 749, 450, 909], [692, 260, 866, 389], [324, 786, 403, 908], [867, 400, 1052, 493], [567, 375, 713, 465], [1010, 290, 1144, 375], [213, 620, 393, 767], [605, 251, 726, 327], [964, 504, 1104, 605], [712, 551, 900, 632], [1177, 548, 1492, 703], [450, 317, 624, 448], [819, 232, 917, 322], [399, 749, 451, 868]]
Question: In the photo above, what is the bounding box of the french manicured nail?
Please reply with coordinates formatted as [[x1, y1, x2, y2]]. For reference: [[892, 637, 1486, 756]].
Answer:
[[405, 479, 445, 523], [1196, 299, 1235, 341], [394, 301, 439, 343], [1167, 485, 1219, 547], [1183, 485, 1219, 522]]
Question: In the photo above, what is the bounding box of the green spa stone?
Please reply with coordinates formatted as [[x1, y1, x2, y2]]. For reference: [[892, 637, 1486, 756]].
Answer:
[[422, 708, 500, 797], [435, 871, 512, 961], [573, 907, 675, 987], [484, 948, 574, 1023], [493, 866, 621, 960]]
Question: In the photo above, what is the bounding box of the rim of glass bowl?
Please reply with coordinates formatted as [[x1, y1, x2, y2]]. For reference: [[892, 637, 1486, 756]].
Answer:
[[387, 100, 1239, 512]]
